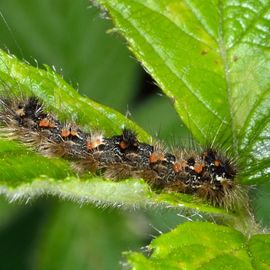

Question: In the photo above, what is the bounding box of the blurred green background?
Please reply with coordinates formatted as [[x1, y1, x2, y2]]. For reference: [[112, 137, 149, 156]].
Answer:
[[0, 0, 269, 269]]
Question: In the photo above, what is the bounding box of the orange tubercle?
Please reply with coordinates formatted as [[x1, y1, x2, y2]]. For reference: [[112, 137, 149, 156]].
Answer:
[[61, 128, 70, 138], [39, 118, 56, 128], [214, 160, 221, 167], [149, 152, 165, 164], [39, 118, 50, 128], [173, 162, 183, 173], [87, 138, 103, 150], [119, 141, 128, 150], [194, 164, 204, 174]]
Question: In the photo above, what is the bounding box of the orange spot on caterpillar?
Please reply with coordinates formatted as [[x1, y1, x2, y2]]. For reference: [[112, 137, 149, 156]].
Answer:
[[39, 118, 56, 128], [61, 126, 79, 138], [39, 118, 50, 127], [194, 164, 204, 174], [149, 152, 165, 164], [214, 160, 221, 167], [86, 137, 103, 150], [119, 141, 128, 150], [61, 128, 70, 138], [173, 162, 185, 173]]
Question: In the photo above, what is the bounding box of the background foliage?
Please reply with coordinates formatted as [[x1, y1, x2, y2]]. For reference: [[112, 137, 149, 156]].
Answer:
[[0, 0, 269, 269]]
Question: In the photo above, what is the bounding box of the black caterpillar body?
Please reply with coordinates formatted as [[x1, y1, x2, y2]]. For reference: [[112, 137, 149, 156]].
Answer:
[[0, 96, 241, 208]]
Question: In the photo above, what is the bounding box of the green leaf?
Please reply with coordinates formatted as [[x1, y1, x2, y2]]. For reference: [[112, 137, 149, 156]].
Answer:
[[249, 234, 270, 270], [0, 139, 72, 186], [126, 222, 270, 270], [0, 48, 232, 217], [95, 0, 270, 184]]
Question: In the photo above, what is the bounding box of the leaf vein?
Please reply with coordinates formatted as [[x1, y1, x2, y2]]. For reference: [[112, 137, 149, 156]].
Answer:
[[229, 3, 270, 49], [183, 0, 218, 43]]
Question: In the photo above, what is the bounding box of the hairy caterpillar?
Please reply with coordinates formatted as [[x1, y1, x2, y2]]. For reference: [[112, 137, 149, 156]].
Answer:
[[0, 94, 244, 209]]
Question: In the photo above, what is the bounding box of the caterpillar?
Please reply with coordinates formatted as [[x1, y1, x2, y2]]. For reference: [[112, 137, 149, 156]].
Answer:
[[0, 94, 243, 209]]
